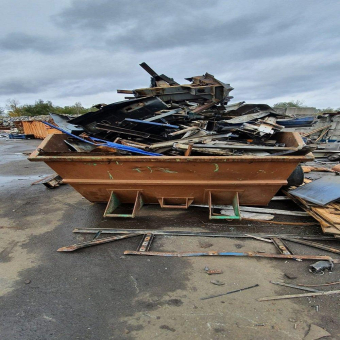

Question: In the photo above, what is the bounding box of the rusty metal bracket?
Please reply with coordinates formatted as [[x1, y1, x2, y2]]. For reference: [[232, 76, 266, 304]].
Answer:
[[137, 233, 154, 252], [209, 191, 241, 220], [158, 197, 194, 209], [104, 191, 144, 218], [271, 237, 293, 255]]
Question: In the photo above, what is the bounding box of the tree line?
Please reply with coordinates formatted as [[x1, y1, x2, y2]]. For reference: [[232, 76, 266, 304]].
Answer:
[[1, 99, 94, 117], [0, 99, 339, 117]]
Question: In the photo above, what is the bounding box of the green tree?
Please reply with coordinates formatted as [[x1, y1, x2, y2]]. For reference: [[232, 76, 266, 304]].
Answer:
[[317, 107, 340, 113], [273, 100, 306, 109], [21, 100, 54, 116], [6, 99, 24, 117], [5, 99, 93, 117]]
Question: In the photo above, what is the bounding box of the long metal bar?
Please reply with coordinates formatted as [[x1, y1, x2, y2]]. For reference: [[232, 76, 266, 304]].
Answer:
[[192, 143, 297, 151], [258, 289, 340, 302], [57, 234, 139, 252], [201, 284, 259, 301], [144, 109, 181, 122], [123, 250, 334, 262], [281, 238, 340, 255], [124, 118, 179, 129], [72, 229, 338, 240], [270, 281, 320, 293]]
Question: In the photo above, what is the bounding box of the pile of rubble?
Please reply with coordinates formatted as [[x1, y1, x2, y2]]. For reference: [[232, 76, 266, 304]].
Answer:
[[48, 63, 312, 157]]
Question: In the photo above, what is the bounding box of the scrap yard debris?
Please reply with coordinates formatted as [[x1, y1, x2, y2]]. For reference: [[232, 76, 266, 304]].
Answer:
[[40, 62, 314, 157]]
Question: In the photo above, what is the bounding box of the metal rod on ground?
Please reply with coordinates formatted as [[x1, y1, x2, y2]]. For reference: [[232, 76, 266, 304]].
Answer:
[[258, 290, 340, 302], [244, 234, 272, 243], [72, 229, 337, 240], [297, 281, 340, 287], [201, 284, 259, 300], [57, 234, 140, 252], [123, 250, 335, 262], [270, 281, 320, 293], [281, 238, 340, 255]]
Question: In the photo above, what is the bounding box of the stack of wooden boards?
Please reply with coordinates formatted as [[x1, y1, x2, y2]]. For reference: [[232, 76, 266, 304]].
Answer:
[[284, 166, 340, 237]]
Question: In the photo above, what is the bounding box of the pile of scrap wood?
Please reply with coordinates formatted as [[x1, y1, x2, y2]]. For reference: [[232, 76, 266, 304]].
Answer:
[[285, 166, 340, 236], [43, 62, 313, 157]]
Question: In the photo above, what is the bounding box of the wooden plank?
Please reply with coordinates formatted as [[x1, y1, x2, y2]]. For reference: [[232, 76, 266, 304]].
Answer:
[[258, 290, 340, 302], [283, 190, 340, 235]]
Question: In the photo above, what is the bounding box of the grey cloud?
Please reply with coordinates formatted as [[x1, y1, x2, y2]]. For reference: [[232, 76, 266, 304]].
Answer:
[[0, 32, 67, 54], [0, 79, 43, 95], [53, 0, 214, 30], [1, 0, 340, 108], [237, 59, 340, 101], [105, 14, 270, 52]]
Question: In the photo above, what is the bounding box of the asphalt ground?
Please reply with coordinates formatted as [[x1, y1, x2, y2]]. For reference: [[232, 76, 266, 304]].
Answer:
[[0, 139, 339, 339]]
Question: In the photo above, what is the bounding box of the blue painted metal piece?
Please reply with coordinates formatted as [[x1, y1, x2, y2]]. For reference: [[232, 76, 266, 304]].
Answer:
[[42, 121, 162, 156], [124, 118, 179, 129], [8, 133, 34, 140], [289, 175, 340, 206], [277, 116, 315, 127]]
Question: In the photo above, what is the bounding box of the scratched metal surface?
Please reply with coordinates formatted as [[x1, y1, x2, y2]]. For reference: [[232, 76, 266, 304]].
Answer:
[[290, 175, 340, 205]]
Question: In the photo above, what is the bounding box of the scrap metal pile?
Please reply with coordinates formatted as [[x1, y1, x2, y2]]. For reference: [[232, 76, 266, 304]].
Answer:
[[47, 63, 312, 157]]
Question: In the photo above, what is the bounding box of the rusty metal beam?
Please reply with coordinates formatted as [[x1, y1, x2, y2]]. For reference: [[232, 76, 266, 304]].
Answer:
[[57, 234, 139, 252], [123, 250, 335, 262], [281, 238, 340, 255], [72, 229, 338, 240]]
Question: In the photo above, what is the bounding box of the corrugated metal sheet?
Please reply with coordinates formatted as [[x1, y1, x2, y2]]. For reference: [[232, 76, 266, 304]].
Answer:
[[22, 121, 62, 139]]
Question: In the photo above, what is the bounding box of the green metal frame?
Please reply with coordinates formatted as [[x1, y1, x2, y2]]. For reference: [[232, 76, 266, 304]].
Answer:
[[208, 191, 241, 220], [104, 191, 144, 218]]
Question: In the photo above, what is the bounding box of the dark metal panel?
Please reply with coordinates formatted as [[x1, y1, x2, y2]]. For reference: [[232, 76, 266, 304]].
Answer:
[[289, 175, 340, 206]]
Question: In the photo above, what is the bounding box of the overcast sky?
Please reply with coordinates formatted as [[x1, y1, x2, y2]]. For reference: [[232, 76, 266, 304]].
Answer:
[[1, 0, 340, 110]]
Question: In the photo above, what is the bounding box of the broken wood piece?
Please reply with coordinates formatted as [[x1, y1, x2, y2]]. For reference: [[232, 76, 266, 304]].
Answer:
[[258, 289, 340, 302], [42, 175, 63, 189], [302, 166, 334, 173], [297, 281, 340, 287], [174, 143, 232, 155], [300, 125, 332, 137], [270, 281, 320, 292], [184, 143, 193, 156], [31, 174, 55, 185], [169, 126, 199, 136]]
